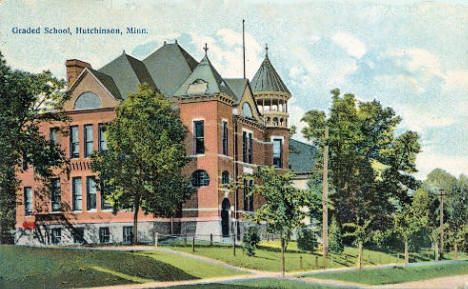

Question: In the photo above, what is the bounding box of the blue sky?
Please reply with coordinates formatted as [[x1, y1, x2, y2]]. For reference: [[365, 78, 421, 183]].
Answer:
[[1, 0, 467, 179]]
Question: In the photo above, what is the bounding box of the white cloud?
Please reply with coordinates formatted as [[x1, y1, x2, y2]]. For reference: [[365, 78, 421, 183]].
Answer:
[[397, 104, 457, 133], [387, 48, 443, 79], [332, 32, 367, 59], [416, 147, 468, 179], [288, 103, 308, 143]]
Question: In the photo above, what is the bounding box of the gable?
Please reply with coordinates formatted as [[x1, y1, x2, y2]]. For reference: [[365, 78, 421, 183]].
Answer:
[[237, 84, 261, 121], [64, 69, 120, 111]]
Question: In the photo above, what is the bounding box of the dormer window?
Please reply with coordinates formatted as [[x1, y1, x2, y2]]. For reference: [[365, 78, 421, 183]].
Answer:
[[187, 79, 208, 94]]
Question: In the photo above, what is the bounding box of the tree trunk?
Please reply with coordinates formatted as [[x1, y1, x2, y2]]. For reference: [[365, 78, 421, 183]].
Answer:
[[454, 243, 458, 260], [281, 237, 286, 277], [133, 196, 140, 245], [434, 242, 439, 262], [358, 241, 363, 270], [404, 239, 409, 265]]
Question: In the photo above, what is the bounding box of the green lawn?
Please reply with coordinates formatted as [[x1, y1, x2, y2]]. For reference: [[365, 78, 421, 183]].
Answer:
[[163, 240, 466, 273], [0, 245, 242, 289], [163, 240, 404, 272], [164, 278, 351, 289], [305, 262, 468, 285]]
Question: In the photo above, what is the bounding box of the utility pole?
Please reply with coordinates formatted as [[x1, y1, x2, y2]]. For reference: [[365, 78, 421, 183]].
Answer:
[[439, 188, 444, 259], [242, 19, 246, 79], [322, 126, 329, 269]]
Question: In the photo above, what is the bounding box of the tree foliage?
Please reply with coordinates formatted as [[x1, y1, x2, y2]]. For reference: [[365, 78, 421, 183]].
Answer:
[[0, 53, 67, 242], [91, 84, 194, 244], [242, 226, 261, 256], [297, 227, 318, 253], [301, 89, 421, 239], [328, 216, 344, 254], [237, 166, 308, 276]]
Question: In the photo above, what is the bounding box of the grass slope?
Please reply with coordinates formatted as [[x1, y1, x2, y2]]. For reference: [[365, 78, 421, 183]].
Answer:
[[164, 278, 349, 289], [308, 262, 468, 285], [164, 240, 403, 272], [0, 245, 241, 289]]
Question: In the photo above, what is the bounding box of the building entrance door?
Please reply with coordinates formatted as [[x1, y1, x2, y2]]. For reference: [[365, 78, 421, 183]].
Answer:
[[221, 198, 230, 237]]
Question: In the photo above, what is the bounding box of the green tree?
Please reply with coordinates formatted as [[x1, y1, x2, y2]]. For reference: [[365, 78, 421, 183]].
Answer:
[[243, 226, 261, 256], [239, 166, 307, 277], [297, 226, 318, 253], [301, 89, 421, 240], [344, 219, 372, 270], [0, 53, 67, 243], [91, 84, 194, 244], [446, 175, 468, 259], [328, 216, 344, 254]]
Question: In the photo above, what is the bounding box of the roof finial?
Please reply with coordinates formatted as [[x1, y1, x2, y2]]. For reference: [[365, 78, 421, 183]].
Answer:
[[175, 39, 178, 44], [203, 43, 208, 56], [163, 41, 167, 46], [265, 43, 269, 58], [123, 49, 126, 55]]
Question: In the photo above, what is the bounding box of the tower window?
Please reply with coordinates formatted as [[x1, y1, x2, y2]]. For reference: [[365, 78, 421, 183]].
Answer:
[[193, 120, 204, 155], [222, 121, 228, 155], [273, 138, 283, 168]]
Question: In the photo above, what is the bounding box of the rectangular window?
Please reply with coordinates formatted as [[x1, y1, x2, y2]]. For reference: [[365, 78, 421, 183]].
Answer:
[[194, 120, 204, 154], [70, 126, 79, 158], [248, 180, 254, 211], [98, 123, 108, 152], [243, 179, 248, 211], [73, 227, 85, 244], [242, 131, 247, 163], [248, 133, 253, 164], [49, 127, 59, 145], [101, 184, 113, 210], [123, 226, 133, 244], [99, 227, 110, 243], [51, 178, 61, 212], [51, 228, 61, 244], [24, 187, 32, 216], [222, 121, 228, 155], [72, 177, 82, 211], [273, 138, 283, 168], [86, 176, 97, 210], [84, 124, 94, 157]]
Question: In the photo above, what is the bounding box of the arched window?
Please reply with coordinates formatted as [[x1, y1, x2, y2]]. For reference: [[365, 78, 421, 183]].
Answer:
[[74, 92, 102, 110], [222, 171, 229, 185], [242, 102, 253, 118], [191, 170, 210, 187]]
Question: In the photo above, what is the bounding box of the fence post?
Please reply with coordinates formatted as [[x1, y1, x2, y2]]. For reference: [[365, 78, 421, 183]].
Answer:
[[233, 234, 236, 256], [315, 256, 319, 269], [300, 255, 303, 270], [192, 236, 195, 252], [154, 232, 158, 248], [210, 234, 213, 247], [184, 235, 187, 247]]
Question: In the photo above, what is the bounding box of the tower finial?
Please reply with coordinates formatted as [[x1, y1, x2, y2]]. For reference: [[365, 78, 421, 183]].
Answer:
[[265, 43, 268, 58], [203, 43, 208, 56]]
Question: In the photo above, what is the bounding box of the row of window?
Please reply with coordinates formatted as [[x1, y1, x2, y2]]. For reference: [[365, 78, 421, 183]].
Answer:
[[23, 176, 112, 216], [190, 170, 231, 188], [49, 226, 133, 244], [49, 123, 108, 159]]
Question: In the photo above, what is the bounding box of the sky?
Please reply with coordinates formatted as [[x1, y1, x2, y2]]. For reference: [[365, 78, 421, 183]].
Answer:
[[1, 0, 467, 179]]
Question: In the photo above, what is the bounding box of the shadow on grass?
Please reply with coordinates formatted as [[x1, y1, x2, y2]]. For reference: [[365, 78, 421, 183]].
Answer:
[[0, 246, 197, 289]]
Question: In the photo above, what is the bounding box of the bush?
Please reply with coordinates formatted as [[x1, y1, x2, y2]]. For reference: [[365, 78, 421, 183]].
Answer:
[[329, 217, 344, 254], [243, 226, 260, 256], [297, 227, 318, 252]]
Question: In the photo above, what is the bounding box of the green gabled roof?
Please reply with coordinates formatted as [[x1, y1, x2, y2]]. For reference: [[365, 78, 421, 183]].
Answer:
[[288, 139, 316, 174], [98, 52, 157, 99], [143, 43, 198, 97], [224, 78, 248, 104], [90, 69, 122, 99], [251, 55, 290, 94], [173, 55, 236, 99]]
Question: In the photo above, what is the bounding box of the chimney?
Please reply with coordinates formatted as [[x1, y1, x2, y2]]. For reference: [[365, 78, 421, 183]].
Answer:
[[65, 59, 92, 87]]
